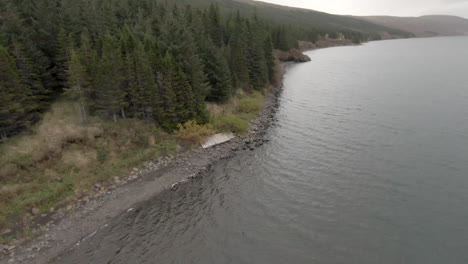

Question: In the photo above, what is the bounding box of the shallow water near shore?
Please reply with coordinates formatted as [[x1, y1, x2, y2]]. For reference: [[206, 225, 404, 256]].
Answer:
[[53, 36, 468, 264]]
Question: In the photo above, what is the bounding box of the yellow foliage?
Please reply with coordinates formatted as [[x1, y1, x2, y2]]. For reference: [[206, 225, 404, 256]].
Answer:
[[175, 120, 216, 145]]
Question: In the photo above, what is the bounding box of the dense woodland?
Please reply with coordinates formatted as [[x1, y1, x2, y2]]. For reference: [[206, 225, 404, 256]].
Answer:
[[0, 0, 376, 138]]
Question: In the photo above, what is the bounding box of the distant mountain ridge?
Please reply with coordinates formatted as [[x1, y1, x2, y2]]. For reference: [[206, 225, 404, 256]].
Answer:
[[243, 0, 468, 39], [357, 15, 468, 37], [166, 0, 415, 39], [231, 0, 414, 38]]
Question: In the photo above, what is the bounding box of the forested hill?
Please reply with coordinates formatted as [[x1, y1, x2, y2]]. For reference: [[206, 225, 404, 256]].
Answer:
[[358, 15, 468, 38], [233, 0, 414, 38], [0, 0, 411, 139], [166, 0, 414, 39]]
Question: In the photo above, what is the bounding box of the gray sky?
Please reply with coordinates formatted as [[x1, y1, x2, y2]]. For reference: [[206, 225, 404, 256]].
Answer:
[[254, 0, 468, 18]]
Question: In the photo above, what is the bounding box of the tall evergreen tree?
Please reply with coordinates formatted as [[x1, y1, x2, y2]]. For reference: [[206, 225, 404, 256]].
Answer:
[[78, 28, 97, 108], [206, 4, 224, 47], [204, 44, 232, 102], [247, 19, 269, 91], [95, 34, 126, 122], [264, 35, 276, 82], [56, 28, 75, 88], [230, 12, 250, 88], [65, 50, 89, 124], [0, 46, 32, 138], [158, 53, 178, 130], [11, 41, 47, 112]]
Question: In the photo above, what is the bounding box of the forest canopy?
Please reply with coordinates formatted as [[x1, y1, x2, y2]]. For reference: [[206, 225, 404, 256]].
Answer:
[[0, 0, 385, 138]]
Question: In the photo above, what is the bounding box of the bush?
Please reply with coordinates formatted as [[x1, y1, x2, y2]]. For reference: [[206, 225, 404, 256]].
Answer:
[[96, 146, 109, 164], [154, 139, 178, 155], [212, 114, 249, 134], [174, 120, 216, 145], [237, 92, 264, 114]]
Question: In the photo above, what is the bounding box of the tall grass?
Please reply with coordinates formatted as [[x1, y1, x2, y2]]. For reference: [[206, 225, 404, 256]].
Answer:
[[209, 90, 265, 135], [0, 102, 176, 233], [0, 91, 266, 239]]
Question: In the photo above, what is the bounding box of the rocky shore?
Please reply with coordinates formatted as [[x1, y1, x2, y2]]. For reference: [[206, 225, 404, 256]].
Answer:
[[0, 62, 289, 264]]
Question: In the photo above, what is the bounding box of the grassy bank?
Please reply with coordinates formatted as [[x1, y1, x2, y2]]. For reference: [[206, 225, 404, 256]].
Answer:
[[0, 91, 265, 242]]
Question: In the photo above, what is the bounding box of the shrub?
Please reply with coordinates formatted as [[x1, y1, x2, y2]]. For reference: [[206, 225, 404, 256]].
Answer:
[[96, 146, 109, 164], [212, 114, 249, 134], [237, 92, 264, 114], [174, 120, 216, 145], [154, 139, 178, 155]]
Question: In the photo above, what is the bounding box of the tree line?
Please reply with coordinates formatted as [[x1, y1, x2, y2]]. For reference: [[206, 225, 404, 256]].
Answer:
[[0, 0, 365, 138]]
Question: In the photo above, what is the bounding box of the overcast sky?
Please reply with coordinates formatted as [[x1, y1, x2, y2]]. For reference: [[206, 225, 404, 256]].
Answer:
[[255, 0, 468, 18]]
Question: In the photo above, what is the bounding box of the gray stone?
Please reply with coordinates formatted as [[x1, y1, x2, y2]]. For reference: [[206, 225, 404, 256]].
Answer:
[[31, 208, 40, 215]]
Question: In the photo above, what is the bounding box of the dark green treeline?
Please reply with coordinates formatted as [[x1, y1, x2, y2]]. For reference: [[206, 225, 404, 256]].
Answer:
[[0, 0, 294, 136]]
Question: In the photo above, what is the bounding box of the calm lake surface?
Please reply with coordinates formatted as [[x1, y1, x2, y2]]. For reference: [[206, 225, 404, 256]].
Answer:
[[55, 36, 468, 263]]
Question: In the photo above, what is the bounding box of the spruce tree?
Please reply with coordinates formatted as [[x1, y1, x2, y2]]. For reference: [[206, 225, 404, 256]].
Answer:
[[65, 50, 89, 124], [206, 4, 224, 47], [203, 41, 232, 103], [56, 28, 75, 88], [230, 13, 250, 88], [247, 19, 269, 91], [264, 35, 276, 83], [11, 42, 47, 112], [95, 34, 126, 122], [0, 46, 32, 138], [158, 53, 178, 131], [78, 27, 97, 109]]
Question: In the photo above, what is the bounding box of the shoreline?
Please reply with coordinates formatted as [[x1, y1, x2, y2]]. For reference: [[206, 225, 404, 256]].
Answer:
[[0, 59, 291, 264], [0, 39, 361, 262]]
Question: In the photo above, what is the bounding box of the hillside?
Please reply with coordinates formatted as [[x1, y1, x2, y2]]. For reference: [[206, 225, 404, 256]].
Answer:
[[232, 0, 412, 37], [167, 0, 414, 39], [358, 15, 468, 37]]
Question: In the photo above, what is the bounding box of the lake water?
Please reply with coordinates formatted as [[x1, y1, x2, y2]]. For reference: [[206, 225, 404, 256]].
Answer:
[[54, 36, 468, 263]]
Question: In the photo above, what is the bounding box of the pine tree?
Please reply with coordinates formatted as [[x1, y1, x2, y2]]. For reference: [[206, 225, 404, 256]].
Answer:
[[206, 4, 224, 47], [247, 19, 269, 91], [95, 34, 126, 122], [56, 28, 74, 88], [78, 27, 97, 109], [0, 46, 32, 138], [273, 26, 290, 51], [120, 25, 159, 119], [158, 53, 178, 130], [264, 35, 276, 83], [120, 24, 140, 117], [143, 33, 164, 122], [133, 42, 159, 120], [173, 66, 196, 123], [230, 12, 250, 88], [204, 43, 232, 102], [65, 49, 89, 124], [11, 42, 47, 112]]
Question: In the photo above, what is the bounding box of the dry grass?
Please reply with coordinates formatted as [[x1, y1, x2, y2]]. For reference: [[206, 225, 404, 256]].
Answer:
[[0, 101, 177, 234], [0, 90, 268, 239]]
